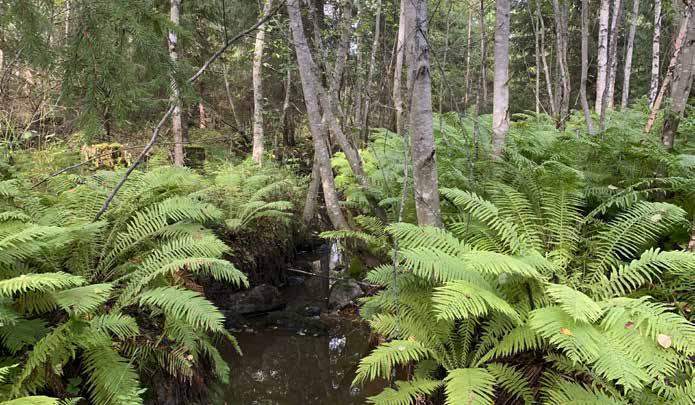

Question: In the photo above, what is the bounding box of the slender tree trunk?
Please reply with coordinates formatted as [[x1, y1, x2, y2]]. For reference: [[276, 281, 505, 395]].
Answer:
[[645, 6, 693, 134], [492, 0, 510, 158], [580, 0, 596, 134], [596, 0, 611, 112], [649, 0, 662, 106], [600, 0, 624, 129], [606, 0, 624, 109], [361, 0, 381, 141], [405, 0, 442, 227], [287, 0, 349, 230], [479, 0, 488, 105], [252, 0, 274, 165], [464, 5, 473, 108], [168, 0, 185, 166], [302, 152, 322, 225], [222, 63, 244, 131], [551, 0, 571, 126], [392, 0, 406, 134], [689, 221, 695, 252], [660, 8, 695, 151], [198, 83, 207, 129], [621, 0, 639, 108], [281, 70, 294, 146], [536, 0, 556, 116], [533, 4, 541, 115]]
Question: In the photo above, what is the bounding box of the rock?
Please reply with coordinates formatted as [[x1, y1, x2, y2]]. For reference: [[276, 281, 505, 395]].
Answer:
[[226, 284, 285, 315], [329, 279, 363, 309], [304, 305, 322, 317], [286, 275, 305, 286]]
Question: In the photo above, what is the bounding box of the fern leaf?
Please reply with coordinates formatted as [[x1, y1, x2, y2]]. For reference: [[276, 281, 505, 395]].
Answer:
[[353, 340, 432, 385], [443, 368, 496, 405]]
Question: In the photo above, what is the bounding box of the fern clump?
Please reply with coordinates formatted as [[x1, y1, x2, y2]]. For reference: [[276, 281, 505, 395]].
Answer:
[[0, 166, 250, 404], [351, 176, 695, 404]]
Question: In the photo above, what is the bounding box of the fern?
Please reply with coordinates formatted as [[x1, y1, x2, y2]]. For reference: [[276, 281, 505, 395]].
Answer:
[[443, 368, 496, 405]]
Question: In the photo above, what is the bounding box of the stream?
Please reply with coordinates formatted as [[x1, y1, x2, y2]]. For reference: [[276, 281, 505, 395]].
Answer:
[[217, 245, 384, 404]]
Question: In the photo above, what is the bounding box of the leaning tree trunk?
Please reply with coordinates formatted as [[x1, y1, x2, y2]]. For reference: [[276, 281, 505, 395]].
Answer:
[[404, 0, 442, 227], [649, 0, 662, 106], [595, 0, 611, 112], [287, 0, 349, 230], [621, 0, 640, 108], [660, 8, 695, 151], [492, 0, 510, 158], [645, 5, 693, 134], [392, 0, 406, 134], [252, 0, 274, 165], [580, 0, 596, 134], [361, 0, 381, 142], [168, 0, 185, 166], [606, 0, 624, 109]]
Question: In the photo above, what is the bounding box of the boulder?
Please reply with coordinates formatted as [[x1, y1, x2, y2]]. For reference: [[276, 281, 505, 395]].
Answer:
[[226, 284, 284, 315], [329, 279, 363, 309]]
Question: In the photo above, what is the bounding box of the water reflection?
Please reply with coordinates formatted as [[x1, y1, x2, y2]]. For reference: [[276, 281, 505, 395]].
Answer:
[[220, 318, 383, 405]]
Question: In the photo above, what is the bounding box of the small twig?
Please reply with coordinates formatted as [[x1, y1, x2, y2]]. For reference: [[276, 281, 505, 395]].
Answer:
[[286, 268, 380, 288]]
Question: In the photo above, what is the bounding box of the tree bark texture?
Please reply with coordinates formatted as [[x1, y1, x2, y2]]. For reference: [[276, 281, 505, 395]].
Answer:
[[404, 0, 442, 227], [168, 0, 185, 166], [621, 0, 640, 108], [252, 0, 274, 165], [580, 0, 596, 134], [596, 0, 611, 112], [649, 0, 662, 106], [492, 0, 510, 157]]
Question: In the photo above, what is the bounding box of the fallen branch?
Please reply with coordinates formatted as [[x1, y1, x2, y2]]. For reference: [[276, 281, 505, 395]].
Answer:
[[93, 3, 284, 221]]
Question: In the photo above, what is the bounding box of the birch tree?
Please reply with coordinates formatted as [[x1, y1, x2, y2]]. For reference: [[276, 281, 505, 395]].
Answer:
[[405, 0, 442, 227], [581, 0, 596, 134], [606, 0, 624, 109], [392, 0, 406, 135], [649, 0, 662, 106], [252, 0, 274, 165], [168, 0, 185, 166], [621, 0, 640, 108], [492, 0, 510, 158], [596, 0, 611, 112]]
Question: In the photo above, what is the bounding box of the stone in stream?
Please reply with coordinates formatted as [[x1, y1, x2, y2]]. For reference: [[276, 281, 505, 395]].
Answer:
[[328, 279, 363, 309], [225, 284, 284, 315]]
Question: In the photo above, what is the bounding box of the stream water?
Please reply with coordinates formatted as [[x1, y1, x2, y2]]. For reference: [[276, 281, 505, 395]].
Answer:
[[218, 246, 384, 405]]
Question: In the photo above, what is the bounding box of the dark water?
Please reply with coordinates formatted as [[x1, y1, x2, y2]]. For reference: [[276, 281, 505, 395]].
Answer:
[[220, 317, 382, 405]]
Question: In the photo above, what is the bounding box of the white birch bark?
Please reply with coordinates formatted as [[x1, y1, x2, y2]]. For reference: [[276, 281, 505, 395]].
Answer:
[[606, 0, 623, 109], [392, 0, 406, 135], [168, 0, 185, 166], [621, 0, 640, 108], [405, 0, 442, 227], [252, 0, 274, 165], [595, 0, 611, 112], [492, 0, 510, 158], [649, 0, 662, 106]]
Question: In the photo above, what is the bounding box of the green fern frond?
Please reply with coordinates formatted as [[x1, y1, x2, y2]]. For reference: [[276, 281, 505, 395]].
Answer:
[[353, 340, 432, 385], [546, 283, 603, 323], [433, 280, 520, 323], [138, 287, 225, 333], [0, 272, 85, 297], [81, 341, 143, 405], [443, 368, 496, 405], [366, 378, 442, 405], [52, 283, 113, 315], [486, 363, 534, 403]]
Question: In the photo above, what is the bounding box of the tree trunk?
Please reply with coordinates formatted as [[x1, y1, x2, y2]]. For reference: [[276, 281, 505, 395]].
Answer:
[[405, 0, 442, 227], [606, 0, 624, 109], [660, 7, 695, 151], [252, 0, 274, 165], [302, 151, 322, 225], [198, 83, 207, 129], [600, 0, 624, 130], [287, 0, 349, 230], [533, 4, 541, 115], [536, 0, 556, 117], [361, 0, 381, 142], [464, 6, 473, 108], [644, 5, 693, 134], [168, 0, 185, 166], [595, 0, 611, 112], [492, 0, 510, 158], [392, 0, 406, 134], [551, 0, 570, 126], [689, 221, 695, 252], [580, 0, 596, 134], [621, 0, 639, 108], [281, 70, 294, 146], [649, 0, 662, 107], [479, 0, 488, 105]]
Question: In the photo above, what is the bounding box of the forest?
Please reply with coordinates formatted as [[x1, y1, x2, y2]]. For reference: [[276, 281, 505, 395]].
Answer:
[[0, 0, 694, 404]]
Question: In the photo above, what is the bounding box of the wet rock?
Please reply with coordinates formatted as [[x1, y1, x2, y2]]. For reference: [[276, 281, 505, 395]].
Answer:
[[304, 305, 322, 317], [225, 284, 285, 315], [329, 279, 363, 309], [286, 275, 305, 286]]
